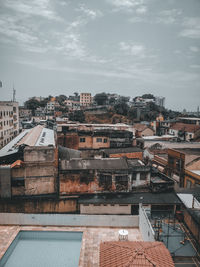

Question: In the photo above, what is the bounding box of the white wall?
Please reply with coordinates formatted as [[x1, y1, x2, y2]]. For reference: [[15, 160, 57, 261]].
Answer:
[[139, 204, 155, 242]]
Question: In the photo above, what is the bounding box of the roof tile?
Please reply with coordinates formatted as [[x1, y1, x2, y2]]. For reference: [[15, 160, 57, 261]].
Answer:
[[100, 241, 174, 267]]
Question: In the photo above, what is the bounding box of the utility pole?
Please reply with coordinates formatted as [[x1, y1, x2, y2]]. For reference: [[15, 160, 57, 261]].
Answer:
[[13, 84, 16, 102]]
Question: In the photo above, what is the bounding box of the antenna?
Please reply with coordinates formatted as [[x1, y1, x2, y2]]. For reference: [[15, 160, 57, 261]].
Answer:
[[13, 84, 16, 102]]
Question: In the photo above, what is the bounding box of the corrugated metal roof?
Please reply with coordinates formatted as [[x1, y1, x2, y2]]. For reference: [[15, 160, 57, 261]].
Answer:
[[0, 129, 30, 157]]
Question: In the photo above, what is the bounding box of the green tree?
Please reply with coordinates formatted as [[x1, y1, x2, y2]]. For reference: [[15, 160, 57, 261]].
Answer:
[[114, 100, 129, 116], [128, 107, 137, 120], [142, 94, 155, 100], [56, 95, 67, 105], [24, 98, 40, 115], [94, 92, 108, 105], [39, 98, 48, 108], [69, 110, 85, 122]]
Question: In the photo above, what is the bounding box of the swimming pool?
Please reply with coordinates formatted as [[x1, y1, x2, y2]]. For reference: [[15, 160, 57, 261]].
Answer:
[[0, 231, 83, 267]]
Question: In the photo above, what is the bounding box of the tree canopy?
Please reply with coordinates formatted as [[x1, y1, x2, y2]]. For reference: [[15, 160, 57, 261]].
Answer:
[[94, 92, 108, 105], [69, 110, 85, 122]]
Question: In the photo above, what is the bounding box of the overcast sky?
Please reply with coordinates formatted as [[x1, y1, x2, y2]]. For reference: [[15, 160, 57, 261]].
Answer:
[[0, 0, 200, 111]]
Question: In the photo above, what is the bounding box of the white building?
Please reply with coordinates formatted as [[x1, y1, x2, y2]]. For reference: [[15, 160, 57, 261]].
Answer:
[[0, 101, 19, 148]]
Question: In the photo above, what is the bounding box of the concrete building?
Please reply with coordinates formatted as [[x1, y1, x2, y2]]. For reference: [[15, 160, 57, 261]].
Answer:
[[57, 123, 135, 150], [0, 101, 19, 149], [80, 93, 92, 107], [79, 191, 180, 215], [0, 125, 57, 198], [178, 117, 200, 125], [46, 97, 59, 113], [58, 157, 174, 195], [168, 123, 200, 141], [134, 123, 155, 137]]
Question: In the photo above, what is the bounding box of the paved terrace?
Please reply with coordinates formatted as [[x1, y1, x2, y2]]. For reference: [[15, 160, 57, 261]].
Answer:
[[0, 226, 142, 267]]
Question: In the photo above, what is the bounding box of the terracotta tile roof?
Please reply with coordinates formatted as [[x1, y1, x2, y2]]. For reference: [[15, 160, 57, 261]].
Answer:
[[100, 241, 174, 267], [134, 123, 149, 132], [170, 123, 200, 133]]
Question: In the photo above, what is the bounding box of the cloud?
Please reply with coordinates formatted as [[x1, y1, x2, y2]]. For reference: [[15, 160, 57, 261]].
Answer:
[[0, 15, 39, 46], [16, 59, 133, 79], [4, 0, 62, 21], [77, 4, 102, 20], [129, 17, 145, 23], [119, 42, 146, 57], [157, 9, 182, 25], [107, 0, 147, 13], [180, 17, 200, 39], [136, 6, 147, 14], [190, 64, 200, 69], [190, 46, 199, 53], [107, 0, 145, 8]]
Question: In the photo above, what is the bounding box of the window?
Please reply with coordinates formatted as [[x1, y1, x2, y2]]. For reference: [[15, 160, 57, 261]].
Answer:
[[99, 174, 112, 186], [11, 178, 25, 187], [96, 138, 102, 142], [103, 138, 107, 143], [140, 172, 147, 180], [80, 137, 85, 142], [115, 175, 128, 182]]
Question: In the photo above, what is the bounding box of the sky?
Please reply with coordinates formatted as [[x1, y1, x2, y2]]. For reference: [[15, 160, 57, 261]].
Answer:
[[0, 0, 200, 111]]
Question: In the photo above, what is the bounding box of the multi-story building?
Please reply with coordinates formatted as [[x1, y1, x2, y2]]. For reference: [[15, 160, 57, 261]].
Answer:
[[80, 93, 92, 107], [0, 101, 19, 148], [46, 97, 59, 113]]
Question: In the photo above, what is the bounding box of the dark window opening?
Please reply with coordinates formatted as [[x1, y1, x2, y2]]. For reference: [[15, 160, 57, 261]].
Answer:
[[11, 179, 24, 187]]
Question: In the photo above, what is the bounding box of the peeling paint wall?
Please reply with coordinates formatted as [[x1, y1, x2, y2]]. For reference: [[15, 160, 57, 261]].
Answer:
[[60, 172, 102, 194]]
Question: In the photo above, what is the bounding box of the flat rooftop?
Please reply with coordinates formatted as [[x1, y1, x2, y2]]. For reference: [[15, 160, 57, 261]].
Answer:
[[78, 192, 181, 205], [0, 226, 142, 267]]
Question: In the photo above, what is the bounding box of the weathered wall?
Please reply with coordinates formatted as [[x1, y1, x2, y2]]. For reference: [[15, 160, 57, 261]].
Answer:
[[24, 147, 55, 162], [25, 177, 55, 195], [80, 204, 131, 215], [60, 172, 102, 194], [9, 147, 58, 197], [92, 136, 110, 149], [78, 136, 93, 149], [0, 198, 77, 213], [0, 166, 11, 198]]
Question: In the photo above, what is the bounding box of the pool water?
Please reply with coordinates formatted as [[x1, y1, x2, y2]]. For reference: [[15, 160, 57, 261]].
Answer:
[[0, 231, 83, 267]]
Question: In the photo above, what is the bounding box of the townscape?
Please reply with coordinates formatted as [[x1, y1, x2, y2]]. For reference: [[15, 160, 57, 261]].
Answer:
[[0, 92, 200, 266]]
